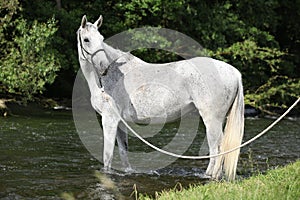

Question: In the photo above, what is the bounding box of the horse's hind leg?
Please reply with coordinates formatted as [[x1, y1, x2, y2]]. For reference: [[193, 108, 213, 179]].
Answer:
[[116, 123, 132, 172], [203, 119, 223, 179]]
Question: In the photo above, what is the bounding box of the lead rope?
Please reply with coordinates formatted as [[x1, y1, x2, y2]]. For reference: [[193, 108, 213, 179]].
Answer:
[[106, 95, 300, 159]]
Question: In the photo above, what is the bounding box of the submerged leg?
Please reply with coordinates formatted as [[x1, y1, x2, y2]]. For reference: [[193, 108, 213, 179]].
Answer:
[[116, 123, 132, 171], [204, 119, 224, 179], [102, 115, 118, 171]]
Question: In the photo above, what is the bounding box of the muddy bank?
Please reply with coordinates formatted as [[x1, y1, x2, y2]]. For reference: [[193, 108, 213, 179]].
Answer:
[[0, 99, 13, 117], [0, 98, 72, 117], [0, 97, 298, 118]]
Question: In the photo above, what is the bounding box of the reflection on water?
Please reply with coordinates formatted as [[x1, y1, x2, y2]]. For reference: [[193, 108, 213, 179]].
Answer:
[[0, 109, 299, 199]]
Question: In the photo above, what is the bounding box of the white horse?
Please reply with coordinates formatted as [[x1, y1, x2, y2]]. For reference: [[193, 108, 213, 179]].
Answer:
[[76, 15, 244, 180]]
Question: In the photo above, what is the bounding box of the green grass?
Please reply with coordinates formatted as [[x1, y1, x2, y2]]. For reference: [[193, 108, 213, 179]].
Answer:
[[140, 160, 300, 200]]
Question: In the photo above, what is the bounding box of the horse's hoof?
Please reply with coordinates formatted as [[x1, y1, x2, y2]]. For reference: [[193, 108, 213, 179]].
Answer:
[[101, 167, 113, 174], [201, 173, 212, 179], [124, 167, 135, 173]]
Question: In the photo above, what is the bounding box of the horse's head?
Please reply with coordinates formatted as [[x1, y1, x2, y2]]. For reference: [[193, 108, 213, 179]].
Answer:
[[77, 15, 109, 74]]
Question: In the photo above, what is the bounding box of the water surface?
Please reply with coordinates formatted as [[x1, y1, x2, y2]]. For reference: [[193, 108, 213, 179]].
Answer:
[[0, 107, 299, 199]]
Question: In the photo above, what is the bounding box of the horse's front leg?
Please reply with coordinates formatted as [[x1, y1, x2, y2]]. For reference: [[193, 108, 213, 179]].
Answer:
[[102, 114, 118, 171], [116, 123, 132, 172]]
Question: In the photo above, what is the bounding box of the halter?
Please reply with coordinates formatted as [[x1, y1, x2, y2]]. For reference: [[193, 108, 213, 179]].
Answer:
[[78, 30, 105, 62], [78, 29, 108, 87]]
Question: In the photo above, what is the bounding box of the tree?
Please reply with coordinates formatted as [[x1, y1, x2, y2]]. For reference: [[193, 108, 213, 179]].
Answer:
[[0, 0, 298, 112], [56, 0, 62, 9], [0, 0, 61, 100]]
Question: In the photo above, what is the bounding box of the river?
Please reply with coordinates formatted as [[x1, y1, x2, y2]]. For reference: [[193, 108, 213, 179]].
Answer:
[[0, 106, 299, 199]]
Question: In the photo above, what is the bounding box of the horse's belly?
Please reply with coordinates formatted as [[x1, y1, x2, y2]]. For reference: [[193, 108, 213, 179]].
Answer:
[[122, 83, 192, 124]]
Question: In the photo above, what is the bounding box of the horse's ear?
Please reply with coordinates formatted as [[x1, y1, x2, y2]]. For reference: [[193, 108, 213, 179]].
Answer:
[[81, 15, 87, 28], [94, 15, 103, 29]]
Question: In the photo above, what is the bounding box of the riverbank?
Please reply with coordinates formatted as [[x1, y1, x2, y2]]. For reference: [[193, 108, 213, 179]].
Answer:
[[0, 98, 72, 117], [140, 160, 300, 200], [0, 99, 14, 117], [1, 97, 299, 118]]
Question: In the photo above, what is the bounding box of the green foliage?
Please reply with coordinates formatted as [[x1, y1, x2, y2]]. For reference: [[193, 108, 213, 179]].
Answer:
[[0, 0, 61, 100], [115, 0, 187, 27], [209, 39, 285, 89], [245, 77, 300, 111], [0, 0, 299, 112], [0, 0, 20, 47]]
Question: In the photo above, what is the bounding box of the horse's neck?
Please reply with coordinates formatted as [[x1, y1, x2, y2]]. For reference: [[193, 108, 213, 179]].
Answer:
[[102, 42, 145, 71], [80, 60, 102, 94], [103, 42, 126, 63]]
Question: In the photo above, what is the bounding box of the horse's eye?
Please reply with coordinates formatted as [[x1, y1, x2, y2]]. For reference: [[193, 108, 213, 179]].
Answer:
[[84, 38, 89, 42]]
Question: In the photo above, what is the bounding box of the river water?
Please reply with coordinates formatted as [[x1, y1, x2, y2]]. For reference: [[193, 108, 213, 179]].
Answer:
[[0, 106, 299, 199]]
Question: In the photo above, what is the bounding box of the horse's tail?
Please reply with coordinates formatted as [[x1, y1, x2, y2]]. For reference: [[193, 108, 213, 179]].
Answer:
[[221, 75, 244, 181]]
